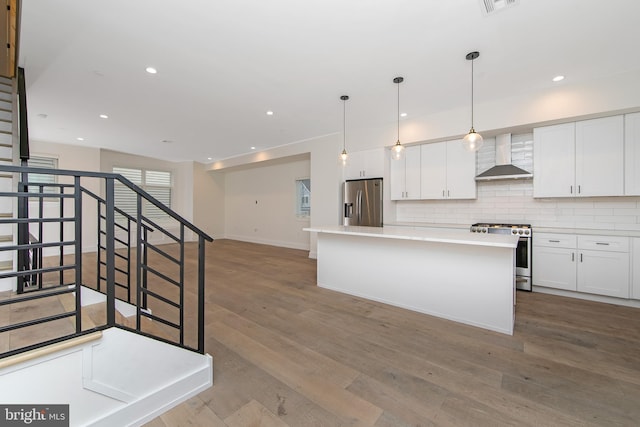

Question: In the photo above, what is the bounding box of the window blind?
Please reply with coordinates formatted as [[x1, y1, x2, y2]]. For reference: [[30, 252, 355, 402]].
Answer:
[[113, 167, 172, 220]]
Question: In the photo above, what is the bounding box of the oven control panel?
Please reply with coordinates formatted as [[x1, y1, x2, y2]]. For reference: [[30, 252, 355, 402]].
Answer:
[[470, 223, 531, 236]]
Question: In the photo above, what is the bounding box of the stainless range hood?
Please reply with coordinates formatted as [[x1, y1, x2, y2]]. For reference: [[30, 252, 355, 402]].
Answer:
[[476, 133, 533, 181]]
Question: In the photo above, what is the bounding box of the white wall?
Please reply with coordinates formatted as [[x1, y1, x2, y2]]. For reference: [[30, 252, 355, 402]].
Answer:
[[224, 155, 311, 250], [209, 133, 343, 257], [29, 139, 101, 254], [193, 162, 224, 239]]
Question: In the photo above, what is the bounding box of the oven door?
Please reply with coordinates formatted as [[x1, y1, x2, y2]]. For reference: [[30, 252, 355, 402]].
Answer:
[[515, 236, 532, 290]]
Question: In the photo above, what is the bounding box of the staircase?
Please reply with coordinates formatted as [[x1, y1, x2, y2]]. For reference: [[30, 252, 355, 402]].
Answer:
[[0, 69, 215, 425], [0, 75, 14, 291]]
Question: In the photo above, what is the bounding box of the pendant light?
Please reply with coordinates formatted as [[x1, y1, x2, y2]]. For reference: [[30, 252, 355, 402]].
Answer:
[[390, 76, 405, 161], [462, 51, 484, 152], [339, 95, 349, 167]]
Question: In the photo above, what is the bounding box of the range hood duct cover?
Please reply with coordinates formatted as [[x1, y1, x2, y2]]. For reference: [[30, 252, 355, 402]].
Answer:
[[475, 133, 533, 181]]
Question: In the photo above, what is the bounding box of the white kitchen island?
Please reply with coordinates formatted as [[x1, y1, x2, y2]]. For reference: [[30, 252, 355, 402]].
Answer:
[[304, 226, 519, 335]]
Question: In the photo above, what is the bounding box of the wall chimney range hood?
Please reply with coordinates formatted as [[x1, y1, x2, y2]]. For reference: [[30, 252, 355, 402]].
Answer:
[[475, 133, 533, 181]]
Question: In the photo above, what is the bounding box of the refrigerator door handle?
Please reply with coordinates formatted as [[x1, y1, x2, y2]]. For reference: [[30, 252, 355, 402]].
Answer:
[[356, 190, 362, 224], [344, 202, 353, 218]]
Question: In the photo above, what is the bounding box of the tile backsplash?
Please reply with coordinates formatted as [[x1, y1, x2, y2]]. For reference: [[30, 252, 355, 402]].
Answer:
[[395, 180, 640, 230]]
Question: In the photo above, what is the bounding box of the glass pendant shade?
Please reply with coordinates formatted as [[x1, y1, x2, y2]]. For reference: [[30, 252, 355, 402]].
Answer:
[[390, 140, 405, 161], [338, 148, 349, 167], [462, 128, 484, 151]]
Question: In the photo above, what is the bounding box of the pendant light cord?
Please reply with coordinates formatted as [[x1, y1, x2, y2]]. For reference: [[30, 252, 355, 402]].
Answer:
[[343, 98, 346, 150], [397, 80, 400, 142], [471, 57, 474, 129]]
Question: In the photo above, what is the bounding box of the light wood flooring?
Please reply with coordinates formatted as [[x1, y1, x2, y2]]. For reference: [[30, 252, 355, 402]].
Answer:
[[140, 239, 640, 427]]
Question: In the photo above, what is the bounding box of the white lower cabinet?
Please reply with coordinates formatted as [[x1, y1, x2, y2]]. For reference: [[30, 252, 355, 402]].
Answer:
[[632, 238, 640, 300], [533, 233, 630, 298], [533, 234, 577, 291]]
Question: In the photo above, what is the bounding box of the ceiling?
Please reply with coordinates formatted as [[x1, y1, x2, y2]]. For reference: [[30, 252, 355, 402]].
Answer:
[[18, 0, 640, 163]]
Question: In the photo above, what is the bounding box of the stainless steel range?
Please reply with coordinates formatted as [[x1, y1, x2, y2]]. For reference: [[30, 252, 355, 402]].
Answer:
[[470, 223, 532, 291]]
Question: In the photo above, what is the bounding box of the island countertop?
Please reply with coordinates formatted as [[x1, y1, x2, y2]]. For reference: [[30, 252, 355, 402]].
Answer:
[[304, 225, 519, 248]]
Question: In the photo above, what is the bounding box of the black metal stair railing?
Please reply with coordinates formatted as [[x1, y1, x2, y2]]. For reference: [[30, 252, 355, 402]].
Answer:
[[0, 165, 213, 359]]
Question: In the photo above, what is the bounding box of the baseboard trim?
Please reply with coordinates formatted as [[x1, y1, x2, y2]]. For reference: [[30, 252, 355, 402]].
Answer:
[[223, 234, 310, 251]]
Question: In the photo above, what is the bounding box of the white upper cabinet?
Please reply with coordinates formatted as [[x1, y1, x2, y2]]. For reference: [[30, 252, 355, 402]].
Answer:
[[624, 112, 640, 195], [533, 123, 575, 197], [533, 116, 624, 197], [575, 116, 624, 197], [445, 139, 477, 199], [390, 146, 421, 200], [420, 139, 476, 200], [344, 148, 385, 180], [419, 142, 446, 199]]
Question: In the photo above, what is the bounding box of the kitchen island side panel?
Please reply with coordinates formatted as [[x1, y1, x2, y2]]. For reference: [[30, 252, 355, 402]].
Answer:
[[316, 232, 515, 334]]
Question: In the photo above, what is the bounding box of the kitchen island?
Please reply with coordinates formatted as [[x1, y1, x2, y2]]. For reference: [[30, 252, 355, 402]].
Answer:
[[304, 226, 519, 335]]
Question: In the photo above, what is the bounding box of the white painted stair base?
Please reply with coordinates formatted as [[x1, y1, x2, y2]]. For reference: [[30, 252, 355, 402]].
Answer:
[[0, 327, 213, 426], [78, 285, 147, 318]]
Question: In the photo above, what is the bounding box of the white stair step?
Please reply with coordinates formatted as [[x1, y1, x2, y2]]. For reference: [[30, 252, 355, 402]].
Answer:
[[0, 92, 10, 102], [0, 100, 11, 111], [0, 260, 12, 271], [0, 328, 213, 427], [0, 121, 11, 132], [0, 146, 12, 159]]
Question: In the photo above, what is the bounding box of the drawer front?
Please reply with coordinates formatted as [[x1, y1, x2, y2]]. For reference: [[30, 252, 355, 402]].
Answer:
[[534, 233, 577, 249], [577, 235, 629, 252]]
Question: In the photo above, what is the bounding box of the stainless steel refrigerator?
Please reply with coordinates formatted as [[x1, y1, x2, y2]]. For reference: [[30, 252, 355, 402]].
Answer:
[[343, 178, 383, 227]]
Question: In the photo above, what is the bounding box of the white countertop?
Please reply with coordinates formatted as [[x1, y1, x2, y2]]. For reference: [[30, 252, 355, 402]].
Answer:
[[304, 225, 519, 248]]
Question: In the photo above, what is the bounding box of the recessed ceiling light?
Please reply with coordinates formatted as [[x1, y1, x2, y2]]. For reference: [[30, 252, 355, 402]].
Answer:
[[77, 137, 84, 141], [266, 111, 274, 116], [552, 75, 565, 82], [400, 112, 408, 118], [251, 146, 256, 150], [99, 114, 108, 119], [207, 157, 212, 160], [146, 67, 157, 74], [37, 113, 48, 119]]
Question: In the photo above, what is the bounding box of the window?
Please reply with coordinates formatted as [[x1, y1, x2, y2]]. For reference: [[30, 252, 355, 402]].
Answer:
[[26, 156, 58, 192], [295, 178, 310, 217], [113, 167, 172, 220]]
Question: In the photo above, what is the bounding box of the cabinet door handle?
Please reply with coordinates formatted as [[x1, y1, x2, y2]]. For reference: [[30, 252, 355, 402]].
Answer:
[[442, 190, 445, 197], [447, 190, 450, 197], [549, 239, 560, 243], [580, 253, 583, 262], [570, 185, 573, 194], [572, 252, 575, 262], [578, 185, 581, 194], [595, 242, 610, 246]]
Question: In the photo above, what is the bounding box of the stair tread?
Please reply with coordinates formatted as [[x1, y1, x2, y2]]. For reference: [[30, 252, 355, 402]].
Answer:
[[0, 259, 12, 270], [0, 235, 12, 242], [0, 213, 13, 218]]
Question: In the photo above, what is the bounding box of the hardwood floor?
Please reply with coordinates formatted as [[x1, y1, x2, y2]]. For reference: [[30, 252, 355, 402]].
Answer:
[[142, 239, 640, 427]]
